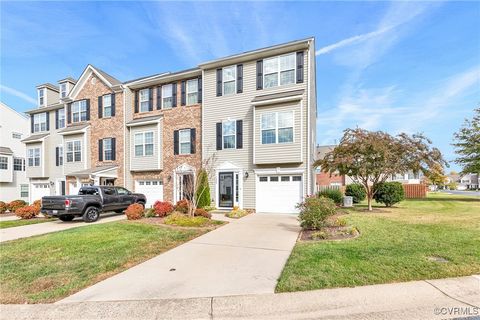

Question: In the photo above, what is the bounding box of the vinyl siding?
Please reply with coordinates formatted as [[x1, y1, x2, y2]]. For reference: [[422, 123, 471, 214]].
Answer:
[[124, 88, 134, 189], [63, 131, 90, 175], [25, 141, 43, 178], [202, 49, 310, 209], [130, 123, 162, 171]]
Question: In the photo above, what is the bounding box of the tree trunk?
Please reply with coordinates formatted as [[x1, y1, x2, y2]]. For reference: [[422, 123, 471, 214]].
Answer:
[[366, 185, 373, 211]]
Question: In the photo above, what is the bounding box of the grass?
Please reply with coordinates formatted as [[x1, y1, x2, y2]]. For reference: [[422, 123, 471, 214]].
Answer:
[[0, 218, 54, 229], [276, 193, 480, 292], [0, 221, 207, 303]]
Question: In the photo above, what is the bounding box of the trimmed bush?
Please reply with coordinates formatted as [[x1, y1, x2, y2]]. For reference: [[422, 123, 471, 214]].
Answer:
[[8, 200, 27, 212], [194, 208, 211, 219], [153, 201, 174, 217], [297, 196, 337, 230], [195, 169, 211, 209], [125, 203, 144, 220], [15, 206, 39, 219], [164, 212, 210, 227], [225, 208, 248, 219], [175, 199, 189, 214], [32, 200, 42, 211], [0, 201, 7, 214], [145, 208, 156, 218], [317, 189, 343, 205], [345, 184, 366, 203], [373, 182, 405, 207]]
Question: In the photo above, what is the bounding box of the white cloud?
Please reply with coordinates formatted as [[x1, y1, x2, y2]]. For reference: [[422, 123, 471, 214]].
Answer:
[[0, 85, 36, 105]]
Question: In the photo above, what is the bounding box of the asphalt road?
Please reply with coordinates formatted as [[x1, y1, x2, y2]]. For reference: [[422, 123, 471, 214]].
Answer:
[[438, 190, 480, 197]]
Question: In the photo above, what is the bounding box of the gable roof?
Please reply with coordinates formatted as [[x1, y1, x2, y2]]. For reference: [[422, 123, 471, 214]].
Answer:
[[0, 147, 13, 155], [65, 65, 122, 101]]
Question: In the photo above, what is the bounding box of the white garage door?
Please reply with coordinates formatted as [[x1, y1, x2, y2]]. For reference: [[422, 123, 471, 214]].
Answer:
[[135, 180, 163, 208], [256, 175, 303, 214], [31, 183, 50, 202]]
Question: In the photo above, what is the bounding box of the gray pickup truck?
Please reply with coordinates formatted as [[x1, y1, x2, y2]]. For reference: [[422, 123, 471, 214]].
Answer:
[[41, 186, 147, 222]]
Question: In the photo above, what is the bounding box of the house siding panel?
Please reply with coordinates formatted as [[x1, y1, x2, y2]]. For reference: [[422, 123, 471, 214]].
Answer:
[[130, 123, 161, 171]]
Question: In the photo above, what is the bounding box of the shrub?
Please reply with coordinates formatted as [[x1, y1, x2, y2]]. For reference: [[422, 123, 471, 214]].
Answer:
[[373, 182, 405, 207], [317, 189, 343, 205], [349, 226, 360, 236], [194, 208, 211, 219], [311, 231, 328, 240], [175, 199, 189, 214], [297, 196, 337, 230], [345, 184, 366, 203], [153, 201, 174, 217], [15, 206, 39, 219], [164, 212, 210, 227], [195, 169, 211, 209], [334, 217, 347, 227], [145, 208, 156, 218], [125, 203, 144, 220], [0, 201, 7, 214], [225, 208, 248, 219], [204, 205, 217, 212], [32, 200, 42, 211], [8, 200, 27, 212]]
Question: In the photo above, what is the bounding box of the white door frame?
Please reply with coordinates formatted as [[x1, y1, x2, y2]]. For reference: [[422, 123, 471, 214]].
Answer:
[[173, 163, 196, 203], [215, 161, 243, 209]]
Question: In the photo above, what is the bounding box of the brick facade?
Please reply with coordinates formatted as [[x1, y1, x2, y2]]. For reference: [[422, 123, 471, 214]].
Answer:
[[316, 172, 345, 187]]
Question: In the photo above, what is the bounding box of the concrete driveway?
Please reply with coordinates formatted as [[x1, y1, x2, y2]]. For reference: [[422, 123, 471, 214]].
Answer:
[[0, 212, 125, 243], [61, 213, 301, 302]]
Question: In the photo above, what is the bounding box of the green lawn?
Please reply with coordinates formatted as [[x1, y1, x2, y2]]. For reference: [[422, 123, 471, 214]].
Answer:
[[0, 221, 208, 303], [0, 218, 54, 229], [276, 193, 480, 292]]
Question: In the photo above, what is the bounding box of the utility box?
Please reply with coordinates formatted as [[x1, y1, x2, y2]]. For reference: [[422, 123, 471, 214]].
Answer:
[[343, 196, 353, 207]]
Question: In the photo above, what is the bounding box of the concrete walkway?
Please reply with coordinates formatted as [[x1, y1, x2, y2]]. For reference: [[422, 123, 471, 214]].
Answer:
[[0, 212, 125, 243], [2, 275, 478, 319], [61, 213, 301, 302]]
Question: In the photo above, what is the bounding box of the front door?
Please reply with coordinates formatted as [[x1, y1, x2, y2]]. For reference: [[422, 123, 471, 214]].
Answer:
[[219, 172, 234, 208]]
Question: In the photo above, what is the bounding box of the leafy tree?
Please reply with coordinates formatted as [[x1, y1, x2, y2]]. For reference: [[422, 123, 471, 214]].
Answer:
[[452, 108, 480, 174], [195, 169, 211, 209], [315, 128, 446, 211], [424, 163, 448, 190]]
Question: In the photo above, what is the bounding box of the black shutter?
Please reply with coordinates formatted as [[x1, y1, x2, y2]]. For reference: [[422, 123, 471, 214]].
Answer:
[[172, 83, 177, 107], [197, 76, 202, 103], [236, 120, 243, 149], [181, 80, 186, 106], [156, 86, 161, 110], [148, 88, 153, 111], [45, 112, 50, 131], [216, 68, 222, 96], [190, 128, 196, 154], [296, 51, 304, 83], [98, 96, 103, 119], [237, 64, 243, 93], [134, 91, 139, 113], [111, 138, 116, 161], [30, 116, 34, 133], [67, 103, 72, 124], [256, 60, 263, 90], [111, 93, 116, 116], [55, 109, 59, 129], [98, 139, 103, 161], [173, 130, 179, 155], [55, 147, 59, 166], [86, 99, 90, 120], [216, 122, 222, 150]]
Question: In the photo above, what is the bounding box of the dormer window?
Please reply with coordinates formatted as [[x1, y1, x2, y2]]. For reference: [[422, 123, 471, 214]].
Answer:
[[38, 89, 45, 106], [60, 83, 67, 98]]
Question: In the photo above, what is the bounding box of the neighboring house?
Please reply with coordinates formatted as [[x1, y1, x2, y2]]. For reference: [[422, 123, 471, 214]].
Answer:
[[0, 102, 29, 202], [389, 171, 423, 184], [315, 145, 345, 189], [458, 173, 479, 190], [200, 38, 317, 213]]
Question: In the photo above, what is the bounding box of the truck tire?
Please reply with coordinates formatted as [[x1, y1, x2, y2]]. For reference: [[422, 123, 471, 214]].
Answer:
[[59, 215, 74, 222], [82, 206, 100, 223]]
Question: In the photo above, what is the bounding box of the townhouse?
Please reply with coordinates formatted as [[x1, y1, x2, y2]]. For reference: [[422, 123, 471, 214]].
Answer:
[[20, 37, 317, 213], [0, 102, 29, 202]]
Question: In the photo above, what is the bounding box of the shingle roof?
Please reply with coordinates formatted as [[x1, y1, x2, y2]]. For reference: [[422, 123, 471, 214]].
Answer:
[[58, 123, 90, 134], [252, 89, 304, 103], [21, 133, 49, 143], [69, 165, 118, 176], [316, 145, 336, 160], [0, 147, 13, 155], [24, 103, 64, 114], [126, 115, 162, 126], [92, 65, 122, 86]]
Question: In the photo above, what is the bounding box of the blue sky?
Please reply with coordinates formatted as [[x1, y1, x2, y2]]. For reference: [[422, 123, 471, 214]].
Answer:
[[1, 1, 479, 171]]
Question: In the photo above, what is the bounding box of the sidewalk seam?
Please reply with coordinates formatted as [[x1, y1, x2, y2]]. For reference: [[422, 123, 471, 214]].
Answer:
[[423, 280, 480, 308], [190, 241, 291, 252]]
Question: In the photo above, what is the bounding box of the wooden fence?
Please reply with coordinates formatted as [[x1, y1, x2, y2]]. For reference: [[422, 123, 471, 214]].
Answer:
[[317, 185, 346, 194], [402, 184, 427, 198]]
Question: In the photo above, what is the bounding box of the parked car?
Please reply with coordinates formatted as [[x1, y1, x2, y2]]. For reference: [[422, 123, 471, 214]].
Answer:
[[41, 186, 146, 222]]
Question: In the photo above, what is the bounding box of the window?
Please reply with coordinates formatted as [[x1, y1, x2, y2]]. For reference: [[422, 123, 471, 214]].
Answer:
[[58, 146, 63, 165], [20, 184, 29, 198], [103, 188, 115, 196], [292, 176, 302, 181], [12, 132, 22, 139], [103, 138, 112, 160], [259, 176, 268, 182], [222, 120, 236, 149], [103, 94, 112, 118], [27, 148, 40, 167], [117, 187, 129, 195], [139, 89, 150, 112], [60, 83, 67, 98], [270, 176, 279, 182], [80, 188, 100, 195], [33, 113, 47, 132], [66, 141, 81, 162], [162, 84, 173, 109], [222, 66, 236, 95], [186, 79, 198, 105], [72, 100, 87, 122], [14, 158, 25, 171], [38, 89, 45, 106], [179, 129, 191, 155], [263, 53, 296, 88], [261, 111, 294, 144], [134, 132, 154, 156], [57, 108, 65, 128], [0, 157, 7, 170], [281, 176, 290, 182]]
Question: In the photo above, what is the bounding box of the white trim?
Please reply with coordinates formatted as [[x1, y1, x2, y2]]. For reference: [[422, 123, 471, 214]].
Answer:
[[201, 70, 205, 162], [123, 89, 126, 188], [306, 40, 312, 195], [215, 166, 243, 209], [67, 66, 118, 101], [254, 167, 305, 175], [133, 130, 155, 157], [126, 118, 162, 127], [83, 132, 87, 169], [221, 119, 236, 149], [186, 78, 198, 105], [252, 94, 303, 106], [178, 129, 191, 155], [58, 126, 90, 136], [300, 99, 304, 168], [262, 52, 296, 89], [222, 65, 236, 96], [158, 119, 162, 169], [253, 107, 256, 164], [138, 88, 150, 113], [260, 111, 294, 145], [161, 84, 173, 109], [65, 140, 83, 164]]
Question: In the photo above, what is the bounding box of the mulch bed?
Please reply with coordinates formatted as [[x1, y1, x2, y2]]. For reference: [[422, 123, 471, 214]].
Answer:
[[0, 212, 16, 218], [126, 217, 226, 229], [300, 226, 360, 241]]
